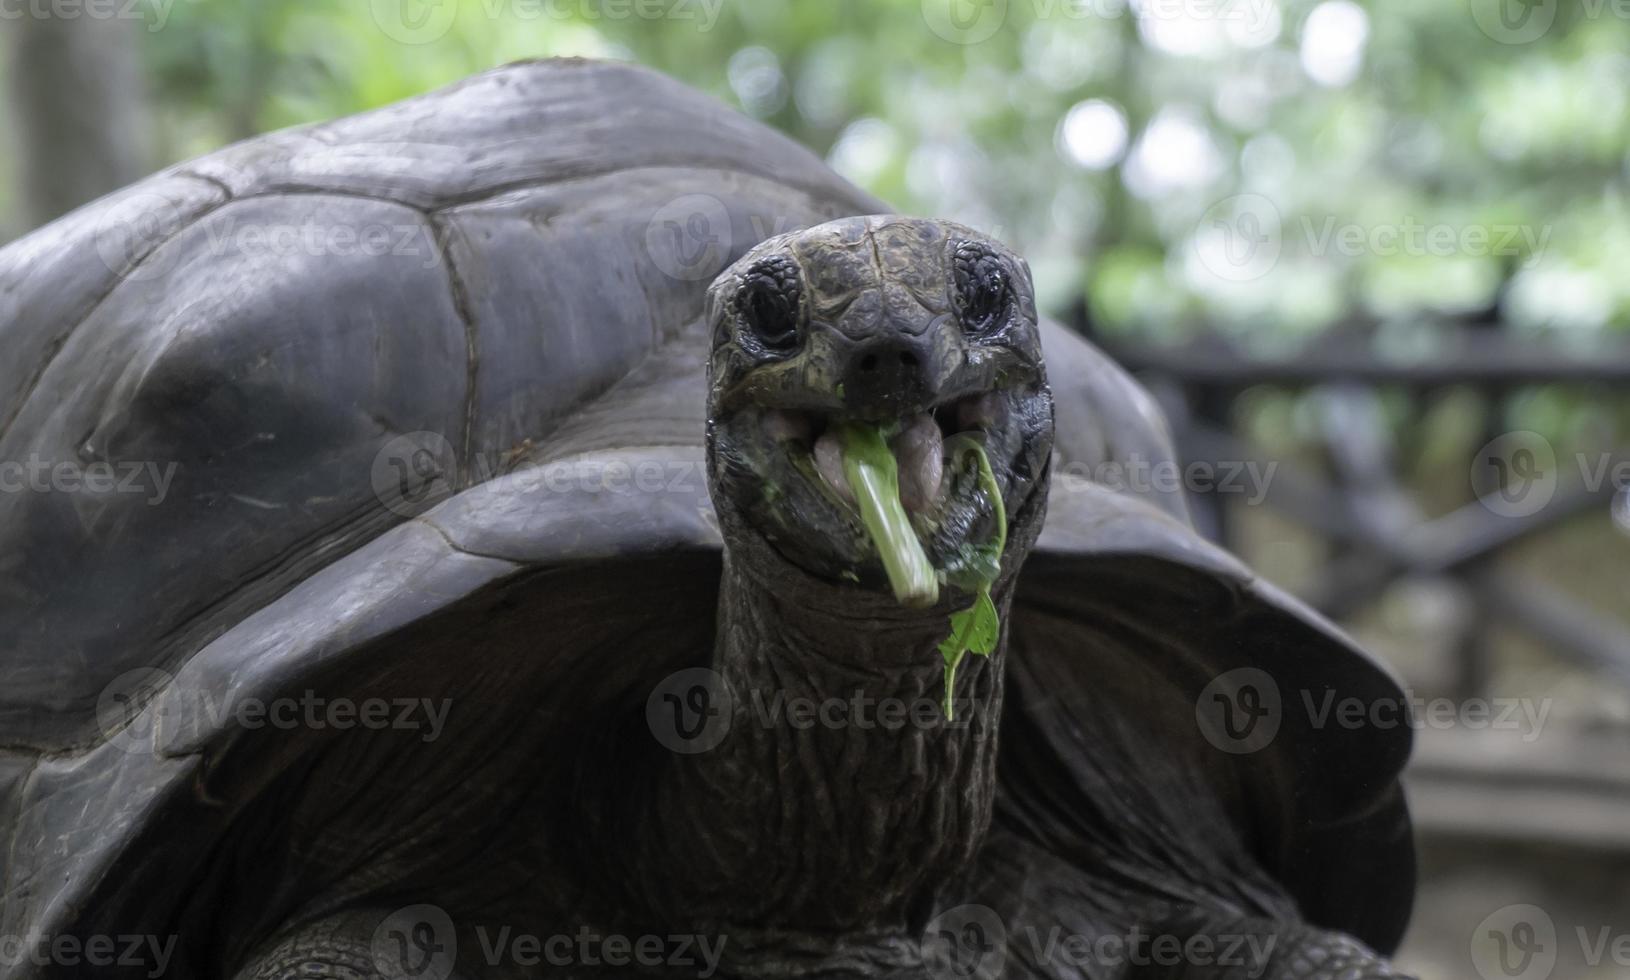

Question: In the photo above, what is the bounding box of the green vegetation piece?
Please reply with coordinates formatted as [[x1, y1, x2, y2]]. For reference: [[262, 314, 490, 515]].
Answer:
[[935, 438, 1008, 719], [937, 590, 999, 719], [830, 427, 1006, 718], [836, 423, 939, 608]]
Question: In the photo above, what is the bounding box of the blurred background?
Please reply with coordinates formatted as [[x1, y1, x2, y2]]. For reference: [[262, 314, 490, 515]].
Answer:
[[3, 0, 1627, 975]]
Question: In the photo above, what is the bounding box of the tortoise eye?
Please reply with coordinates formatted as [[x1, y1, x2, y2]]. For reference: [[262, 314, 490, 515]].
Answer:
[[953, 242, 1010, 336], [737, 257, 802, 353]]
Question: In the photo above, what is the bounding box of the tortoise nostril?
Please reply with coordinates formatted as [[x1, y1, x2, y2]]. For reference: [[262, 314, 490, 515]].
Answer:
[[843, 342, 935, 412]]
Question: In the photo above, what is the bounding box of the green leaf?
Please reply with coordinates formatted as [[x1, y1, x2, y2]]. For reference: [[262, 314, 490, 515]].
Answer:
[[938, 586, 1000, 719], [934, 439, 1008, 719], [937, 588, 999, 663]]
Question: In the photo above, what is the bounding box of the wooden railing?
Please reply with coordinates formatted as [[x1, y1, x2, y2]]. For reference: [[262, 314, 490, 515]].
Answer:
[[1080, 316, 1630, 848]]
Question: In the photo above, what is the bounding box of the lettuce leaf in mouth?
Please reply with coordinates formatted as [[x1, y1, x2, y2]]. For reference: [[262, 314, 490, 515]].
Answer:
[[836, 422, 939, 608], [835, 425, 1007, 719]]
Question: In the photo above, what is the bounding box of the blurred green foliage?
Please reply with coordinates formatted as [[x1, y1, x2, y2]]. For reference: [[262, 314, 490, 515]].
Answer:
[[7, 0, 1630, 350]]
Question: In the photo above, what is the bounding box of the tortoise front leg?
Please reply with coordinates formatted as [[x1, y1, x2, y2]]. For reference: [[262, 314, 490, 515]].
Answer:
[[234, 909, 392, 980], [1123, 914, 1418, 980], [234, 906, 474, 980]]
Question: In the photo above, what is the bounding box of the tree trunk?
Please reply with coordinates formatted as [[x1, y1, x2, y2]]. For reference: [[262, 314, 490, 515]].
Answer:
[[6, 10, 152, 231]]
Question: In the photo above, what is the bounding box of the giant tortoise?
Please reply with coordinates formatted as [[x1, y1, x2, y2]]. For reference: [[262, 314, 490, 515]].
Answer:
[[0, 59, 1415, 979]]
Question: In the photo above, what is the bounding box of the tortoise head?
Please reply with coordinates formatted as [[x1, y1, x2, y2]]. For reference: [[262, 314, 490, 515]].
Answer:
[[705, 215, 1054, 604]]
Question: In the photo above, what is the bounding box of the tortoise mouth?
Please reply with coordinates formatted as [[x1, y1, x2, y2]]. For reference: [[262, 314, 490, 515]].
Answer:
[[768, 392, 1011, 517], [709, 382, 1052, 600]]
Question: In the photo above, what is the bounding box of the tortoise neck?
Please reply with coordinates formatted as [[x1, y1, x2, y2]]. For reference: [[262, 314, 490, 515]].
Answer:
[[635, 540, 1007, 940]]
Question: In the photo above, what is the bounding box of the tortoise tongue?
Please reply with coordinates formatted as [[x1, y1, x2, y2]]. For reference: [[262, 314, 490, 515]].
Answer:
[[893, 413, 944, 512], [826, 422, 939, 608], [812, 415, 942, 511]]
